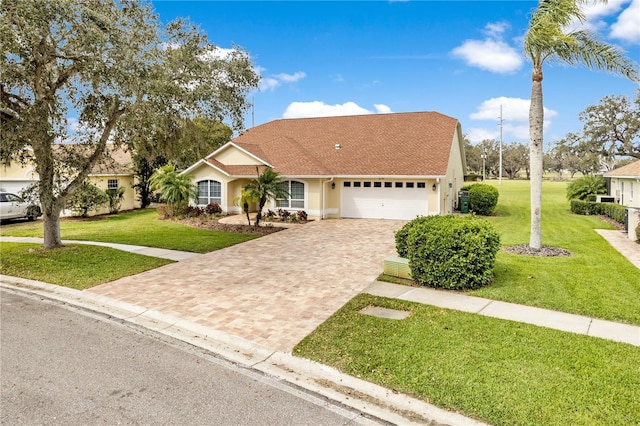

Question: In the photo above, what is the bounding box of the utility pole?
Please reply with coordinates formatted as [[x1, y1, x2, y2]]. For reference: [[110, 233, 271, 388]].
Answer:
[[482, 151, 486, 182], [498, 105, 503, 185], [251, 96, 255, 128]]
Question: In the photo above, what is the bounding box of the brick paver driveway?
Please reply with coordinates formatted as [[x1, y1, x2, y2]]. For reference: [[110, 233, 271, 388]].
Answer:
[[88, 219, 404, 352]]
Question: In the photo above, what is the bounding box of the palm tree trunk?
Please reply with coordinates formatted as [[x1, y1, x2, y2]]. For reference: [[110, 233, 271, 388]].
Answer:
[[529, 67, 544, 250], [243, 202, 251, 226]]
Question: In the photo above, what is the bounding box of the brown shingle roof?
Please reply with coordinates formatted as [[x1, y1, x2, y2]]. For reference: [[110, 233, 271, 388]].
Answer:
[[52, 144, 133, 175], [231, 112, 460, 176], [605, 160, 640, 178]]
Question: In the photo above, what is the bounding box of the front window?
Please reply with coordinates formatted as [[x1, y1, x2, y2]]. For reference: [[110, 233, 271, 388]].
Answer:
[[107, 179, 118, 191], [197, 180, 221, 205], [276, 180, 305, 209]]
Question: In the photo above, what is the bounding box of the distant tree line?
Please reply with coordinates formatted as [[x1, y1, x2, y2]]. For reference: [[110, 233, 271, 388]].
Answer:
[[465, 90, 640, 180]]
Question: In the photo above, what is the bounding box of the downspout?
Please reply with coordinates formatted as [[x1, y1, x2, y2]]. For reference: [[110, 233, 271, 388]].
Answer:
[[436, 178, 441, 215], [322, 177, 334, 220]]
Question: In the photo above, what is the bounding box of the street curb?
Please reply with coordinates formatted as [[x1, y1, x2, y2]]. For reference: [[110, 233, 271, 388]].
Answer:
[[0, 275, 486, 426]]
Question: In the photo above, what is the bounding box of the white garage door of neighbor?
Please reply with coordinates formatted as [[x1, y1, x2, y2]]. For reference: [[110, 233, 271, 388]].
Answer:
[[340, 181, 429, 220]]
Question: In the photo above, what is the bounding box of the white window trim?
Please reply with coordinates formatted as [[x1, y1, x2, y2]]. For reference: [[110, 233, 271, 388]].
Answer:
[[196, 179, 223, 206], [273, 179, 307, 211]]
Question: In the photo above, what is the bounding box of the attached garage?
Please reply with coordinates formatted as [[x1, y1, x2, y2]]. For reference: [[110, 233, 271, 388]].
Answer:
[[340, 180, 429, 220]]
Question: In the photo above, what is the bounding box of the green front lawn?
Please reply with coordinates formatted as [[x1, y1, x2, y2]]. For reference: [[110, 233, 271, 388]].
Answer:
[[0, 208, 258, 253], [294, 294, 640, 426], [0, 242, 172, 289], [469, 181, 640, 325]]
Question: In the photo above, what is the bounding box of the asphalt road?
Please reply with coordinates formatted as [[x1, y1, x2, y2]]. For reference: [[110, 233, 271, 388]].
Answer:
[[0, 290, 381, 425]]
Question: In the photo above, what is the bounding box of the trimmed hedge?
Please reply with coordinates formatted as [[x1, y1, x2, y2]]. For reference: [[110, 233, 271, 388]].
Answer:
[[400, 215, 501, 290], [570, 200, 626, 224]]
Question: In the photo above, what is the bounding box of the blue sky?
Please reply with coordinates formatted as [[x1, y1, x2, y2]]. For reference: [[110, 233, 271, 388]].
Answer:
[[152, 0, 640, 146]]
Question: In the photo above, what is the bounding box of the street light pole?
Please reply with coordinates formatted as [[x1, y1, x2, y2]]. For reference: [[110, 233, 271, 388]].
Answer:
[[481, 152, 486, 182], [498, 105, 503, 185]]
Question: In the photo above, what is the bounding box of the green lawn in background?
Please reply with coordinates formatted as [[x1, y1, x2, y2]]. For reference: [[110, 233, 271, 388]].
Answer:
[[0, 208, 258, 253], [0, 242, 172, 289], [294, 294, 640, 426], [469, 180, 640, 325]]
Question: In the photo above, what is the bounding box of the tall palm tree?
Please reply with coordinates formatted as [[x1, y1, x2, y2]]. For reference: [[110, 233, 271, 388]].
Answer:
[[150, 164, 198, 217], [244, 167, 289, 226], [524, 0, 638, 250]]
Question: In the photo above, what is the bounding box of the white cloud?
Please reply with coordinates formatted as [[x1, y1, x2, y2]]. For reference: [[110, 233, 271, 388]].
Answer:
[[566, 0, 628, 33], [275, 71, 306, 83], [470, 96, 557, 122], [374, 104, 392, 113], [451, 22, 523, 74], [467, 97, 558, 143], [259, 70, 306, 91], [260, 77, 281, 91], [610, 0, 640, 43], [282, 101, 392, 119], [484, 21, 510, 38], [200, 47, 237, 61], [467, 127, 499, 143]]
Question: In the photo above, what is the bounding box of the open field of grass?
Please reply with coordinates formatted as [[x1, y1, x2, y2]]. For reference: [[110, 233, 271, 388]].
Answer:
[[294, 294, 640, 426], [0, 208, 258, 253], [0, 242, 172, 289], [469, 180, 640, 325]]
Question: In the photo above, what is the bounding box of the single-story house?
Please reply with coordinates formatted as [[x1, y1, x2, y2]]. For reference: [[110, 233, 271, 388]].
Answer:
[[604, 159, 640, 208], [183, 111, 467, 220], [0, 146, 140, 216]]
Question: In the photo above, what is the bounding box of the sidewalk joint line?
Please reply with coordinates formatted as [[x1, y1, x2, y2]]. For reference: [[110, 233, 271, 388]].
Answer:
[[475, 299, 494, 314]]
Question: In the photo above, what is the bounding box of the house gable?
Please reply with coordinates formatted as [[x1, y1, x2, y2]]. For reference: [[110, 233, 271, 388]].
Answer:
[[207, 143, 271, 167]]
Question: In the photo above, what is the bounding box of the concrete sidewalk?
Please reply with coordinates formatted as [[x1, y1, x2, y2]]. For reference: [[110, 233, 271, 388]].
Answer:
[[364, 281, 640, 346], [595, 229, 640, 269], [0, 236, 201, 262]]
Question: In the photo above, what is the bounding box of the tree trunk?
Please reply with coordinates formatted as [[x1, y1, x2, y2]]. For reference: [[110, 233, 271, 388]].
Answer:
[[255, 197, 266, 227], [43, 207, 63, 249], [529, 69, 544, 250], [243, 202, 251, 226]]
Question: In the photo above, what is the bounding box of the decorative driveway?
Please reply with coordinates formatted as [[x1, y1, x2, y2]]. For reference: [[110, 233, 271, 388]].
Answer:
[[88, 219, 404, 352]]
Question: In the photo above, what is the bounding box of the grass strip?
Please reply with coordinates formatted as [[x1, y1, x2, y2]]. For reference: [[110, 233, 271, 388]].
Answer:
[[0, 209, 258, 253], [294, 294, 640, 426], [0, 242, 172, 289]]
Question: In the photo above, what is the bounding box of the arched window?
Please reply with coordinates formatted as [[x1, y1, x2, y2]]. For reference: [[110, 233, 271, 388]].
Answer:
[[276, 180, 305, 209], [197, 180, 221, 205]]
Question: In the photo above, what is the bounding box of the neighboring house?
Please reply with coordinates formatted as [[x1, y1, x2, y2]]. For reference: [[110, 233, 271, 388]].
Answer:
[[0, 155, 38, 194], [604, 159, 640, 209], [183, 111, 467, 220], [0, 146, 140, 216]]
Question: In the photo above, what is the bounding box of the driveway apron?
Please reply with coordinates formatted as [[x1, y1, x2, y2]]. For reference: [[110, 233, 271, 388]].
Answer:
[[88, 219, 403, 352]]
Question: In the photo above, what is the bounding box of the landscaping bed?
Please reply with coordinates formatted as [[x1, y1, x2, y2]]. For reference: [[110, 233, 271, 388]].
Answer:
[[177, 216, 285, 236]]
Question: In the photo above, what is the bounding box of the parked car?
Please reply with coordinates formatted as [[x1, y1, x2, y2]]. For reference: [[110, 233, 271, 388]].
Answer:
[[0, 192, 42, 221]]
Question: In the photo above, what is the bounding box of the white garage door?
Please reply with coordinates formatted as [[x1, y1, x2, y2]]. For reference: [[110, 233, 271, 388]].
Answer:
[[340, 180, 428, 220]]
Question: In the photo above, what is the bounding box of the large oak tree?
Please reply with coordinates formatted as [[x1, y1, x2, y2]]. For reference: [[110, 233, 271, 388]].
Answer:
[[1, 0, 258, 248]]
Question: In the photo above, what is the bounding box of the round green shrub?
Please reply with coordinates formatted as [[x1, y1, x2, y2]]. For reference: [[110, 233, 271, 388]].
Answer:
[[405, 215, 501, 290], [468, 184, 499, 216], [395, 216, 431, 257]]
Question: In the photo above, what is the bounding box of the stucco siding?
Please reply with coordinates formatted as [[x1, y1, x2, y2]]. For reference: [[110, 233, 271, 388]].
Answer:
[[215, 146, 263, 166], [0, 161, 39, 194], [610, 177, 640, 208], [443, 130, 466, 214], [90, 175, 139, 215]]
